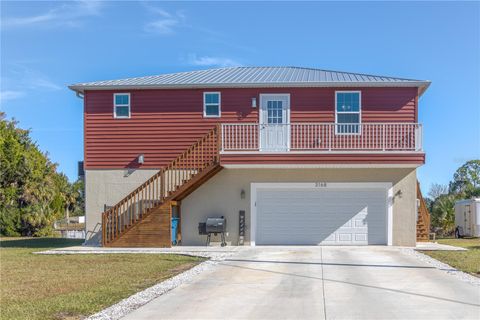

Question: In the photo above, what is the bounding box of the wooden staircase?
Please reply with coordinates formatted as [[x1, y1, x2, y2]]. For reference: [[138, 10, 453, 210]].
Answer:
[[416, 181, 431, 242], [102, 125, 223, 247]]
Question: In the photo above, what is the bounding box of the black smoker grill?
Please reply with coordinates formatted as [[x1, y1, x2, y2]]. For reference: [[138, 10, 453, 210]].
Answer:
[[198, 217, 227, 246]]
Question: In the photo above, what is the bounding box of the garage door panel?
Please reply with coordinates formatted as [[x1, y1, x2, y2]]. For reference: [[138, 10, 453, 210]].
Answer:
[[256, 186, 387, 245]]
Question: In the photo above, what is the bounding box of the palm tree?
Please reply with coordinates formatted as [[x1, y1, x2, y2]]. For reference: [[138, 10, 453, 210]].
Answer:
[[432, 195, 455, 235]]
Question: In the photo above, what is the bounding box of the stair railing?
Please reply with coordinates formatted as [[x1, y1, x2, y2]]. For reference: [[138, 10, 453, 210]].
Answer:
[[102, 125, 221, 246], [416, 181, 431, 239]]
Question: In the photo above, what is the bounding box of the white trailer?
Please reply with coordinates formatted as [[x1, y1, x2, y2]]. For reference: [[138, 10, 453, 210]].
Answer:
[[455, 198, 480, 237]]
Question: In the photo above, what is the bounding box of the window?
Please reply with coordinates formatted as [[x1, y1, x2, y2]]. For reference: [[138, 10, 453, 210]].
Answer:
[[335, 91, 361, 134], [114, 93, 130, 118], [267, 100, 283, 124], [203, 92, 221, 117]]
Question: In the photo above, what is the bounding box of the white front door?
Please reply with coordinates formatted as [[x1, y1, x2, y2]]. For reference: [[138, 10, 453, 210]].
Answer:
[[260, 94, 290, 151]]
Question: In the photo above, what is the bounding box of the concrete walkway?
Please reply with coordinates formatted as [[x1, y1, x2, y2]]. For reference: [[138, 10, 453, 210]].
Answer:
[[121, 246, 480, 320]]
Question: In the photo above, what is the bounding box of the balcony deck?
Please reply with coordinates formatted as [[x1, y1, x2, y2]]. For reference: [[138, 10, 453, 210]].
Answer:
[[219, 123, 424, 167]]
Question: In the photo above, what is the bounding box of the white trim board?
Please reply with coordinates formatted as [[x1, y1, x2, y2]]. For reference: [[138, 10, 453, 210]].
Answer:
[[70, 81, 431, 96], [224, 164, 420, 169], [220, 151, 424, 154], [250, 182, 393, 246]]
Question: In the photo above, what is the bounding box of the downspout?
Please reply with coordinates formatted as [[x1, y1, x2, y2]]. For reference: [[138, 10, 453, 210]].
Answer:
[[74, 88, 86, 245]]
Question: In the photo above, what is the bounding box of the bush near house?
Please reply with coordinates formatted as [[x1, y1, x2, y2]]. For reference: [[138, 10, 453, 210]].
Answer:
[[0, 237, 205, 320]]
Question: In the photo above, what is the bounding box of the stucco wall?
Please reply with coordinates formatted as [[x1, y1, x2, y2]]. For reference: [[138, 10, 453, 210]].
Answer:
[[84, 169, 158, 244], [180, 168, 417, 247], [392, 169, 417, 245]]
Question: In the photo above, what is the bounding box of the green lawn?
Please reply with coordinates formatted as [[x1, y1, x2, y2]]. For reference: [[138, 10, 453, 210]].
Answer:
[[421, 237, 480, 277], [0, 237, 205, 320]]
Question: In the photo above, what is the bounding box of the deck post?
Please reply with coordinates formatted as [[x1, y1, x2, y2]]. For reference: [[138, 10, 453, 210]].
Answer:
[[160, 169, 165, 201], [101, 213, 105, 246]]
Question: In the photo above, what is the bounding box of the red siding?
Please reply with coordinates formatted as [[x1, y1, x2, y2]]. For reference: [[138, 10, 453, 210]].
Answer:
[[84, 87, 419, 169]]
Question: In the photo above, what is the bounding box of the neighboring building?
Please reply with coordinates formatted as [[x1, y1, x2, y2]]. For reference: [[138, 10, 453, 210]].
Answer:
[[54, 216, 86, 239], [455, 198, 480, 237], [69, 66, 430, 247]]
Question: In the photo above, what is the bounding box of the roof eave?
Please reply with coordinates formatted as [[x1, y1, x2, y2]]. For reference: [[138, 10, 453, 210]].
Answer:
[[418, 81, 431, 97], [69, 81, 431, 95]]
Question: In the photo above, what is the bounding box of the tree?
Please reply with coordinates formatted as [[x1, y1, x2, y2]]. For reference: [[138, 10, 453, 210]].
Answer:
[[0, 113, 84, 236], [427, 160, 480, 234], [70, 179, 85, 216], [427, 183, 448, 212], [428, 183, 448, 201], [430, 194, 456, 235], [449, 160, 480, 198]]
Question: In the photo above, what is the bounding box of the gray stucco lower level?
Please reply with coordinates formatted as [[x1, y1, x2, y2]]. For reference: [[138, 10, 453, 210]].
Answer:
[[84, 167, 417, 246], [181, 168, 417, 246], [84, 169, 159, 244]]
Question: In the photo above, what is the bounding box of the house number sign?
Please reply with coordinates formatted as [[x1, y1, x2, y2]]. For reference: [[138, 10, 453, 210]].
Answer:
[[315, 182, 327, 187]]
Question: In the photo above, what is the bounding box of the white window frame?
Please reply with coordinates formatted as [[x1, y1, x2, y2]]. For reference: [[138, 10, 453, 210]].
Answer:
[[335, 90, 361, 135], [113, 93, 131, 119], [203, 92, 221, 118]]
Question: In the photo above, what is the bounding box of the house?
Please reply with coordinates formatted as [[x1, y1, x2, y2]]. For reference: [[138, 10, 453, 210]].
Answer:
[[69, 66, 430, 247]]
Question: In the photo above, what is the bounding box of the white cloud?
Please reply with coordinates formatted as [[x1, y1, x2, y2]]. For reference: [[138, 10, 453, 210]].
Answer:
[[144, 6, 174, 18], [3, 12, 57, 27], [1, 64, 61, 107], [187, 54, 242, 68], [0, 90, 25, 103], [32, 77, 62, 91], [143, 4, 185, 35], [145, 19, 180, 35], [4, 65, 62, 91], [1, 1, 104, 29]]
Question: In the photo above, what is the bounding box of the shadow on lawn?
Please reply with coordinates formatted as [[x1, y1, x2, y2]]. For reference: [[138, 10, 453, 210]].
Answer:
[[0, 237, 83, 249]]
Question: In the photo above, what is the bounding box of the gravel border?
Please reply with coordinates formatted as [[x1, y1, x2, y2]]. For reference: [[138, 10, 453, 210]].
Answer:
[[401, 248, 480, 286], [86, 260, 214, 320], [35, 249, 237, 261], [85, 249, 239, 320]]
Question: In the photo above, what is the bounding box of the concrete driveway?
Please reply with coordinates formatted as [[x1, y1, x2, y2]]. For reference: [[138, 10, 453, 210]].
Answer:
[[122, 246, 480, 320]]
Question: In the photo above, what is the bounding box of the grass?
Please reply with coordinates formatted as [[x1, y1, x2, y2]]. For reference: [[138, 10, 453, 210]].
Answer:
[[421, 237, 480, 277], [436, 237, 480, 250], [0, 237, 205, 320]]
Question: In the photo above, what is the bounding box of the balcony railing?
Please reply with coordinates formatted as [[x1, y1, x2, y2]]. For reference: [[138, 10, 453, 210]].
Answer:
[[221, 123, 423, 152]]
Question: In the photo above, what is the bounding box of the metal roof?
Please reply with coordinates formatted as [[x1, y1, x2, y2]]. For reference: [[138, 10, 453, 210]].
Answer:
[[69, 66, 431, 95]]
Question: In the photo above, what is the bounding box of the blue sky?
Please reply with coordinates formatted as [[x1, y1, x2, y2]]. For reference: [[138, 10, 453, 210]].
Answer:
[[1, 1, 479, 191]]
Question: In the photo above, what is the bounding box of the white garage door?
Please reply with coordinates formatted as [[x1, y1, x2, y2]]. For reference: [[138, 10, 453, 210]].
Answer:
[[255, 184, 388, 245]]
